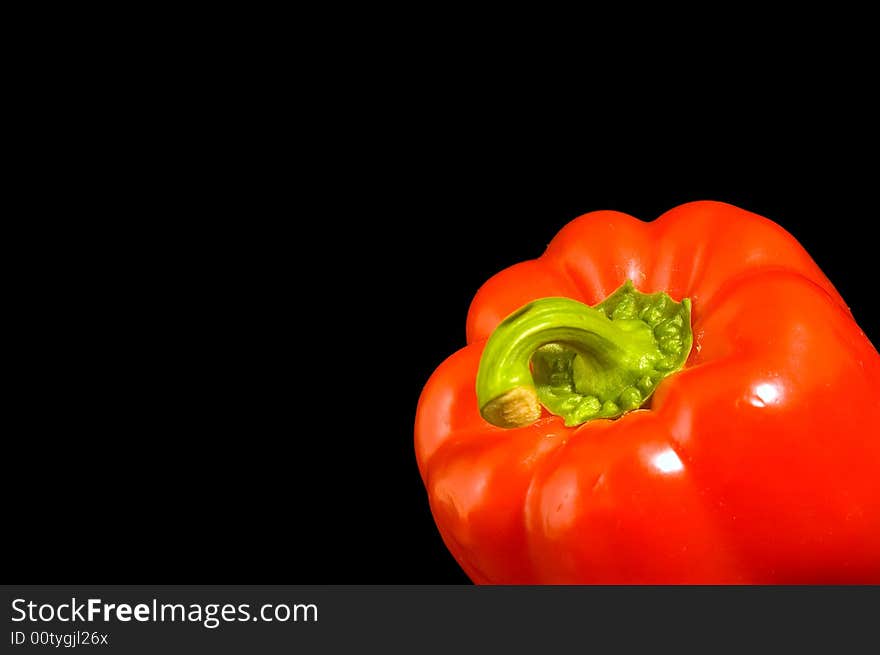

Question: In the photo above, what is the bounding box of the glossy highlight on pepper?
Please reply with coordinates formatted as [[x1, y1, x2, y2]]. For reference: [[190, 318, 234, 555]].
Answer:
[[414, 201, 880, 584]]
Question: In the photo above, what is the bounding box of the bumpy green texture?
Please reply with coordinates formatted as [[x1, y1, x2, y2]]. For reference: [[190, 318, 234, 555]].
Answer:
[[476, 281, 692, 428]]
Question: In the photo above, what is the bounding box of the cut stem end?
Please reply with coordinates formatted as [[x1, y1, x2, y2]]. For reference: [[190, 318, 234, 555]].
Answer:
[[480, 386, 541, 428]]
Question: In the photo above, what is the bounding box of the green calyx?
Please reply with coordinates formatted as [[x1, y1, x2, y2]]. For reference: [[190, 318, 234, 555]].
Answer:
[[476, 281, 692, 428]]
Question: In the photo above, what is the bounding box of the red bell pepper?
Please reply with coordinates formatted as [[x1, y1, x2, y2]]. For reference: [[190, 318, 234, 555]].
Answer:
[[415, 201, 880, 583]]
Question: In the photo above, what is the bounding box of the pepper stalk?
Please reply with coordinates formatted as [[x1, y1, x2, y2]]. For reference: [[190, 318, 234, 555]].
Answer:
[[476, 281, 693, 428]]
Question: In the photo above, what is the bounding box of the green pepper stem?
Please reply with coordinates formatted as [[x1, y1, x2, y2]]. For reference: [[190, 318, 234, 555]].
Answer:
[[476, 281, 692, 428]]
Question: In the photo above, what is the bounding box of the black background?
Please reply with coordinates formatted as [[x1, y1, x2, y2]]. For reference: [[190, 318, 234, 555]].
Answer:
[[14, 148, 877, 585], [8, 72, 877, 584]]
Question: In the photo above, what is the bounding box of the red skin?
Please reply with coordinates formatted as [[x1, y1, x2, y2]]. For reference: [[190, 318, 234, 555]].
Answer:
[[415, 201, 880, 584]]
